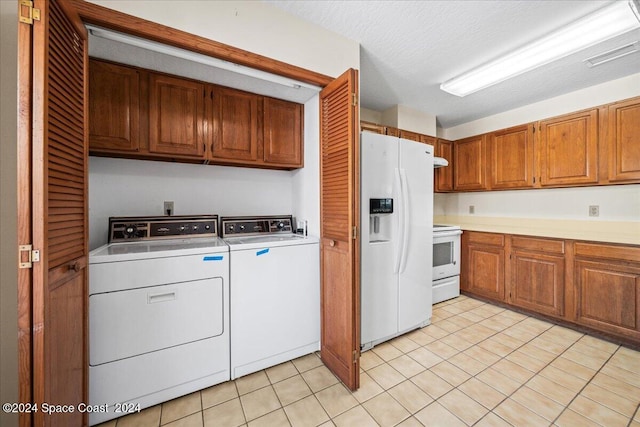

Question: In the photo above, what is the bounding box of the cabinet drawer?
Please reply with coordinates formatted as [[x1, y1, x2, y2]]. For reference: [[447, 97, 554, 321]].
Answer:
[[467, 232, 504, 247], [511, 236, 564, 254], [575, 242, 640, 264]]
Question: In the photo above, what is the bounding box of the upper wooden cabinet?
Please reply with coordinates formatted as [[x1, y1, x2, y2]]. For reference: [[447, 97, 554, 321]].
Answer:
[[89, 60, 141, 152], [263, 97, 303, 167], [607, 98, 640, 182], [538, 109, 599, 186], [435, 138, 453, 192], [489, 124, 535, 189], [360, 121, 385, 134], [454, 134, 488, 191], [210, 86, 260, 162], [149, 73, 206, 158]]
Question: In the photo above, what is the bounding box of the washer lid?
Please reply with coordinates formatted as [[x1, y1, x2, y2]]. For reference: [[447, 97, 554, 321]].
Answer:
[[224, 234, 319, 250]]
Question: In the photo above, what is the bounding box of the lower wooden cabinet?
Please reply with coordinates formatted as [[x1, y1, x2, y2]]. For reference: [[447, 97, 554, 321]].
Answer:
[[461, 232, 505, 301]]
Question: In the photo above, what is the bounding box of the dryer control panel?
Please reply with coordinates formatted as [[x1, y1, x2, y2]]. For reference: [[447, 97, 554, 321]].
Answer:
[[108, 215, 218, 242], [221, 216, 294, 238]]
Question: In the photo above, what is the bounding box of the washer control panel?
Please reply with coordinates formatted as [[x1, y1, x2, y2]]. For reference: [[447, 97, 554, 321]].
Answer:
[[221, 216, 293, 238], [109, 215, 218, 242]]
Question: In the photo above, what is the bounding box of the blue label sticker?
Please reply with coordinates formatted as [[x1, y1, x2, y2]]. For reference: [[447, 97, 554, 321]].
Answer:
[[203, 255, 224, 261], [256, 248, 269, 256]]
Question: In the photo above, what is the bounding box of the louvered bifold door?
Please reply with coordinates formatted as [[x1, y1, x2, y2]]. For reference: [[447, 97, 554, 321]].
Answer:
[[319, 69, 360, 390], [31, 1, 88, 425]]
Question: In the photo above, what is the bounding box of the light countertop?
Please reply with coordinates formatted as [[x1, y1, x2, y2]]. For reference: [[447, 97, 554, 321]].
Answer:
[[434, 215, 640, 246]]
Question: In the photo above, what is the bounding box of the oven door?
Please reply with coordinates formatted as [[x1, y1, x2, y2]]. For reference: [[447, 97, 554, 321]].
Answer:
[[433, 230, 462, 279]]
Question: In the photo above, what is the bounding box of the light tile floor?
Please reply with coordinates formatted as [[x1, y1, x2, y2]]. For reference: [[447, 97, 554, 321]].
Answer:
[[98, 295, 640, 427]]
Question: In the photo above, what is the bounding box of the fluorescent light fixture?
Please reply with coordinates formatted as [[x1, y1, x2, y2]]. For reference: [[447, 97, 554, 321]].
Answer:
[[440, 1, 640, 97], [584, 41, 639, 67], [86, 25, 322, 92]]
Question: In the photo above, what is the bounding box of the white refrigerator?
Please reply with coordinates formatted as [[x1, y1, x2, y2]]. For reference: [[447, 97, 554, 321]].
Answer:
[[360, 132, 434, 350]]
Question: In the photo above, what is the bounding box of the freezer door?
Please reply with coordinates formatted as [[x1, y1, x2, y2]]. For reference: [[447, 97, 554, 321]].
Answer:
[[397, 138, 434, 332]]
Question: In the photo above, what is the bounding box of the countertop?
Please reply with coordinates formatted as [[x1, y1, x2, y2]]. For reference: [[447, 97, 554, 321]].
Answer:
[[434, 215, 640, 246]]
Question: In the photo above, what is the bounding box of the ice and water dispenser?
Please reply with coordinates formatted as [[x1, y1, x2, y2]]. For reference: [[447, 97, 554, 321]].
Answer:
[[369, 198, 393, 242]]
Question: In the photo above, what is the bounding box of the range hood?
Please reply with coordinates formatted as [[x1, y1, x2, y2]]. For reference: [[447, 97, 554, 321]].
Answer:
[[434, 157, 449, 168]]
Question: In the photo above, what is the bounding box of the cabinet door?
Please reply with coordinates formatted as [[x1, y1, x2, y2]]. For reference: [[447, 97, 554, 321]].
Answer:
[[574, 259, 640, 341], [211, 86, 260, 162], [490, 124, 535, 189], [386, 127, 399, 137], [435, 139, 453, 192], [89, 59, 140, 152], [510, 250, 564, 317], [461, 232, 505, 300], [149, 74, 205, 157], [263, 97, 303, 167], [539, 109, 598, 186], [454, 135, 487, 191], [399, 129, 421, 142], [608, 98, 640, 182], [360, 121, 385, 134], [420, 135, 437, 146]]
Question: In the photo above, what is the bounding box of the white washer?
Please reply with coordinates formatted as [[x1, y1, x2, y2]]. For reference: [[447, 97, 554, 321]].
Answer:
[[88, 216, 229, 426], [221, 216, 320, 379]]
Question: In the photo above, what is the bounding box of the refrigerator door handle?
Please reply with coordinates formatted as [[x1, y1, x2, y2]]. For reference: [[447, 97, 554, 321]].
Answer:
[[399, 168, 410, 273], [393, 168, 403, 274]]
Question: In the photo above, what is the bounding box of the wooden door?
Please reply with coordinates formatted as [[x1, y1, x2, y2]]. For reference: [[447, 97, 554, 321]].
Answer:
[[319, 69, 360, 390], [539, 109, 598, 186], [88, 59, 140, 152], [462, 232, 505, 301], [454, 134, 488, 190], [19, 1, 88, 425], [435, 139, 453, 192], [149, 73, 205, 157], [607, 97, 640, 182], [263, 97, 303, 167], [490, 124, 535, 189], [210, 85, 260, 162]]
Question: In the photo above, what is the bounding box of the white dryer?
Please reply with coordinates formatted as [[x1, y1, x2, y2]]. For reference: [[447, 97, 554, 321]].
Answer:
[[88, 215, 229, 425], [221, 216, 320, 379]]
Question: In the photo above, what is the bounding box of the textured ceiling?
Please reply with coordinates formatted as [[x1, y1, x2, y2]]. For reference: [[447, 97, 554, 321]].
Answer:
[[266, 0, 640, 128]]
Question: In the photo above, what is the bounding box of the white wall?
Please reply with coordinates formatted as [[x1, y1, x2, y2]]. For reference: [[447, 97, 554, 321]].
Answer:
[[0, 1, 18, 426], [86, 0, 359, 78]]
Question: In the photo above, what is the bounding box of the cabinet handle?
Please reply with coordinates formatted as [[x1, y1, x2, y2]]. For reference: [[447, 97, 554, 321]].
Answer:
[[69, 261, 80, 272]]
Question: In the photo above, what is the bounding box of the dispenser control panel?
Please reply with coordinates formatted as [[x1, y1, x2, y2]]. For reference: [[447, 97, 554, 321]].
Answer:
[[370, 198, 393, 214]]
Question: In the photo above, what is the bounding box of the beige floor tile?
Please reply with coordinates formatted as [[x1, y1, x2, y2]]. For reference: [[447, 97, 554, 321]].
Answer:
[[163, 412, 203, 427], [404, 328, 437, 346], [283, 395, 329, 427], [474, 412, 512, 427], [577, 335, 620, 354], [520, 317, 553, 333], [315, 383, 358, 418], [493, 398, 549, 426], [430, 361, 471, 387], [510, 386, 564, 421], [458, 324, 497, 342], [519, 343, 557, 363], [388, 354, 426, 378], [350, 371, 384, 403], [367, 362, 405, 389], [529, 336, 571, 355], [562, 347, 608, 371], [388, 380, 433, 413], [272, 375, 312, 406], [503, 325, 540, 343], [458, 377, 506, 410], [202, 381, 239, 409], [361, 392, 410, 427], [390, 335, 421, 353], [601, 362, 640, 388], [411, 370, 454, 399], [441, 304, 466, 314], [395, 416, 424, 427], [300, 365, 339, 393], [203, 398, 245, 427], [568, 395, 630, 426], [439, 333, 474, 351], [161, 392, 202, 425], [266, 362, 299, 384], [434, 318, 465, 333], [116, 405, 161, 427], [371, 342, 403, 361], [571, 341, 616, 362], [291, 353, 323, 373], [318, 421, 335, 427], [525, 374, 576, 406], [479, 317, 511, 332], [240, 386, 281, 422], [476, 368, 522, 395], [463, 345, 501, 366], [331, 405, 378, 427], [539, 325, 583, 346], [457, 310, 486, 323], [247, 408, 291, 427], [446, 315, 477, 329], [581, 383, 638, 417], [414, 402, 466, 427], [538, 365, 589, 393], [236, 371, 271, 395], [609, 346, 640, 369], [554, 409, 601, 427], [420, 324, 449, 340], [407, 347, 443, 369], [490, 359, 534, 384], [359, 350, 384, 371], [551, 356, 597, 381], [423, 340, 458, 359], [448, 351, 487, 375], [591, 372, 640, 400], [438, 388, 488, 425], [95, 420, 116, 427], [505, 349, 549, 373]]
